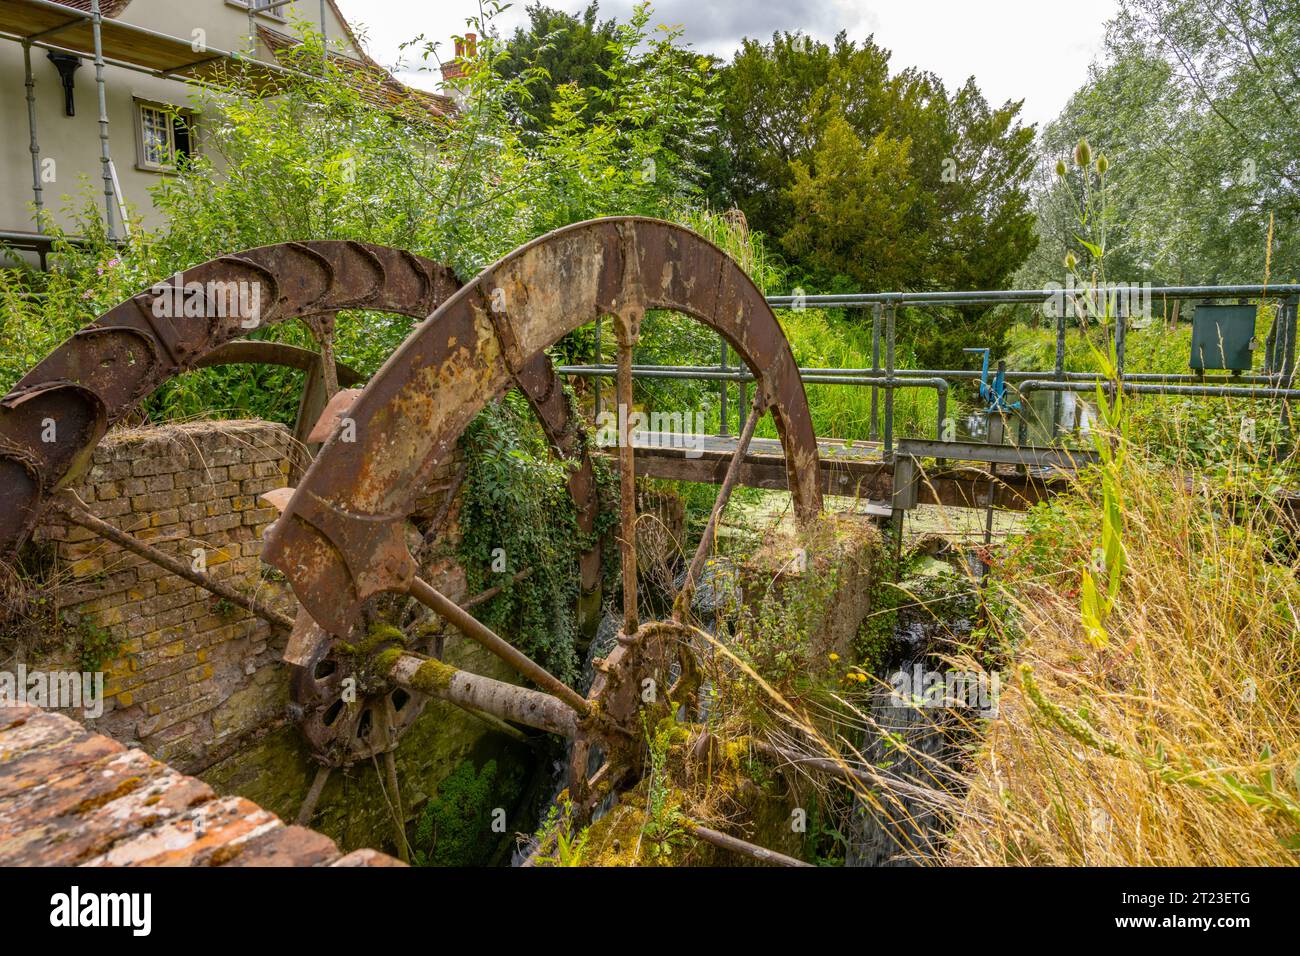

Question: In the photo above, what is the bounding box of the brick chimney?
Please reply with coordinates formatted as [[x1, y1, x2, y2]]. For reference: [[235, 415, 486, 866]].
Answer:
[[440, 32, 476, 85]]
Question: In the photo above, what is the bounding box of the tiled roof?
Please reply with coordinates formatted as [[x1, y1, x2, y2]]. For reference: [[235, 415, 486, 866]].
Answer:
[[258, 25, 454, 120], [51, 0, 134, 17]]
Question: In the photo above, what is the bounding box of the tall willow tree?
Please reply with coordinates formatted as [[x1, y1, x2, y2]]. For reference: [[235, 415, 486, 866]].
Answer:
[[1022, 0, 1300, 288]]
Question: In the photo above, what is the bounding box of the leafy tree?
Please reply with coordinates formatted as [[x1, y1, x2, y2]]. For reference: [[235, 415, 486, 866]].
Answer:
[[494, 2, 620, 131], [1022, 0, 1300, 290], [781, 112, 919, 292], [711, 31, 1037, 366], [709, 31, 893, 232]]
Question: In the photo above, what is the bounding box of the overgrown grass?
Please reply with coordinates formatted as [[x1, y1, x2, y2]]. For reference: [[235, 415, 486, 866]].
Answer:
[[762, 308, 941, 443], [945, 446, 1300, 865], [1004, 305, 1278, 379], [1005, 321, 1191, 376]]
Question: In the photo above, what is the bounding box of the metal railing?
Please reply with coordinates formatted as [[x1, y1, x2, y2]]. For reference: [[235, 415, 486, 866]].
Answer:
[[561, 284, 1300, 460]]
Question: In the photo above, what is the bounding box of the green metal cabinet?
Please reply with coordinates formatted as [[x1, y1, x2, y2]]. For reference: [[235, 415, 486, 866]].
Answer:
[[1190, 304, 1257, 372]]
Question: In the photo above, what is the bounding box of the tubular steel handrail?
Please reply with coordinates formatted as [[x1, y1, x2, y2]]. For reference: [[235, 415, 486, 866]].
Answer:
[[765, 284, 1300, 307], [555, 283, 1300, 461]]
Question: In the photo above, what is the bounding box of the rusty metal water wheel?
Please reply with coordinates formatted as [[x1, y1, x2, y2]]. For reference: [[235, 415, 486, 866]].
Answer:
[[260, 217, 826, 864], [0, 241, 468, 818], [0, 236, 615, 850]]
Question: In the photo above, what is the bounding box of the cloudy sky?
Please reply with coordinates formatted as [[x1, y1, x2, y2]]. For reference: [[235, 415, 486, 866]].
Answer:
[[333, 0, 1118, 129]]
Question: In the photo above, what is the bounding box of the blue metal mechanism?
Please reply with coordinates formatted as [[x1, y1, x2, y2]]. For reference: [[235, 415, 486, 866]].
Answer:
[[963, 347, 1020, 412]]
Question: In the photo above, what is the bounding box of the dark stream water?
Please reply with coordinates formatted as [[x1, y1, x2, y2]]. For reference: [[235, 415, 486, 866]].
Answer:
[[845, 575, 977, 867], [509, 541, 988, 866]]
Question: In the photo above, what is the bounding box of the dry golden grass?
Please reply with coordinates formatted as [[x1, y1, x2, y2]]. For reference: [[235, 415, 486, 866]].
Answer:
[[945, 452, 1300, 866]]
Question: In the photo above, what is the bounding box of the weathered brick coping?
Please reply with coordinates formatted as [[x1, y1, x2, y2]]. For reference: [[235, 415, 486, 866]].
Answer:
[[0, 703, 402, 867]]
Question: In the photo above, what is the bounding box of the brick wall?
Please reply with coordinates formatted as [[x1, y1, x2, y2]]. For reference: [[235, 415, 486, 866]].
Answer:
[[30, 420, 299, 769], [0, 702, 402, 867], [3, 417, 526, 855]]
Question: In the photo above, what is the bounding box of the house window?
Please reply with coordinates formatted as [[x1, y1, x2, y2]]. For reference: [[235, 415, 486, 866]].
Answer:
[[135, 102, 195, 172], [225, 0, 287, 21]]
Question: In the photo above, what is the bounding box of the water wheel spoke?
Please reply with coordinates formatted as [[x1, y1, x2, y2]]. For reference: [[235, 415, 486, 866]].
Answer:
[[405, 576, 589, 716], [673, 391, 767, 621], [53, 491, 294, 630], [295, 764, 332, 826], [304, 311, 341, 399], [379, 746, 410, 863], [615, 323, 639, 635]]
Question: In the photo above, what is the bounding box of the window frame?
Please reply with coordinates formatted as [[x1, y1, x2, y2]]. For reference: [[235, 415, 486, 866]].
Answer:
[[133, 99, 198, 174]]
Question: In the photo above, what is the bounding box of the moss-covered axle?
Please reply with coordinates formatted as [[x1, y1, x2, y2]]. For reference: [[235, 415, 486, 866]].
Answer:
[[385, 651, 579, 738]]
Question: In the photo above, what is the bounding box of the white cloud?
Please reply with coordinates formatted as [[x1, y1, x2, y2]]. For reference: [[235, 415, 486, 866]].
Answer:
[[334, 0, 1118, 128]]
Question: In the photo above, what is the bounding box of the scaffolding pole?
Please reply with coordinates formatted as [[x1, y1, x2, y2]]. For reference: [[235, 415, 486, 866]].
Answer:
[[90, 0, 116, 240]]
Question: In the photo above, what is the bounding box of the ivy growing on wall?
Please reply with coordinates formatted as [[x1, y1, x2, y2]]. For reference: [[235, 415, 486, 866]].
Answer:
[[456, 391, 610, 686]]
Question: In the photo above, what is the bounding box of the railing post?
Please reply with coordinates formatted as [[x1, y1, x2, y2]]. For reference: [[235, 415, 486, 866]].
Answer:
[[1277, 295, 1298, 459], [884, 302, 896, 459], [1115, 295, 1126, 394], [870, 303, 881, 442], [718, 338, 729, 437], [1053, 289, 1066, 441]]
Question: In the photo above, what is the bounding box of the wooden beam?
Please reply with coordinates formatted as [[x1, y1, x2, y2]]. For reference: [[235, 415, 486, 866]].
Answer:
[[604, 448, 1068, 510]]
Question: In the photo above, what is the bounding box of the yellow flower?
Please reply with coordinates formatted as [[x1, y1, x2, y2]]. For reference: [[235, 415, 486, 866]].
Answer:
[[828, 653, 840, 662]]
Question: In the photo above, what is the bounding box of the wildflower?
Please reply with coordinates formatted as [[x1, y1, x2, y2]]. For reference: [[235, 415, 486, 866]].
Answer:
[[828, 652, 839, 662], [1054, 159, 1067, 178], [1095, 154, 1109, 175]]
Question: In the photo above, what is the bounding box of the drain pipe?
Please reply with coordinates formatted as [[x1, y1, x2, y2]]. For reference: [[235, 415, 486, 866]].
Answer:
[[89, 0, 115, 240], [23, 41, 43, 228]]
